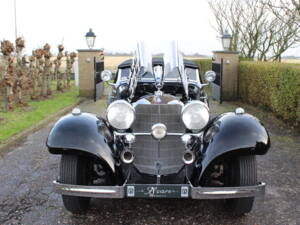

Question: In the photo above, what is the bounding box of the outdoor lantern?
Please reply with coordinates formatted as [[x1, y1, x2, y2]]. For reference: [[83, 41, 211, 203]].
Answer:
[[221, 30, 232, 51], [85, 28, 96, 49]]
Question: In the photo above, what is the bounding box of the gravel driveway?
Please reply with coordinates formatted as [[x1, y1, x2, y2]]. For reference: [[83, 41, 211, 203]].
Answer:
[[0, 99, 299, 225]]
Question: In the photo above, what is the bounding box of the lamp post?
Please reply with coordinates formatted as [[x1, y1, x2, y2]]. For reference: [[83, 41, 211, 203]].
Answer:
[[212, 29, 239, 101], [78, 29, 104, 99], [85, 28, 96, 49], [221, 30, 232, 51], [14, 0, 18, 39]]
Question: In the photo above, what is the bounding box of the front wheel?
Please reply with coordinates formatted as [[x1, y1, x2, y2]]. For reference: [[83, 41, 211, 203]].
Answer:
[[59, 155, 91, 213], [225, 155, 257, 215]]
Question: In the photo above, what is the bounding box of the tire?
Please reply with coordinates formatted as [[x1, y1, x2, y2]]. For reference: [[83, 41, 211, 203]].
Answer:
[[225, 155, 257, 215], [60, 155, 91, 213]]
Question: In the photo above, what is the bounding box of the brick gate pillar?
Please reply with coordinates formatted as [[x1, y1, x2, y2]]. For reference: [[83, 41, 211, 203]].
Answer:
[[213, 51, 239, 101], [77, 49, 102, 97]]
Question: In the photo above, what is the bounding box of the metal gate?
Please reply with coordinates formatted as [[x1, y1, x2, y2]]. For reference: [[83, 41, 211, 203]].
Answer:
[[94, 58, 105, 101], [211, 59, 223, 104]]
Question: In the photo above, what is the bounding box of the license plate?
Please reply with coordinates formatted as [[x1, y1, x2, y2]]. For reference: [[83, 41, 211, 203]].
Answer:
[[126, 184, 189, 198]]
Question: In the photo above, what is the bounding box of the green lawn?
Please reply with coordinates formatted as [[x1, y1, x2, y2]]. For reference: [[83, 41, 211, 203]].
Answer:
[[0, 86, 80, 144]]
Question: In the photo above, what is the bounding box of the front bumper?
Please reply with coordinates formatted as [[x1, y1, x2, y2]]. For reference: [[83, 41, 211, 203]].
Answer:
[[53, 181, 265, 199]]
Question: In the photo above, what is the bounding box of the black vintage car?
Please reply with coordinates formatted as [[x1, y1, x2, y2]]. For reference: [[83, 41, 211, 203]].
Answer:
[[47, 41, 270, 215]]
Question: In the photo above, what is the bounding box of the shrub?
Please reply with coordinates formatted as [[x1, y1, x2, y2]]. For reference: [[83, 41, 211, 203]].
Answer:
[[239, 61, 300, 126], [192, 59, 299, 126], [192, 59, 212, 81], [239, 57, 254, 61]]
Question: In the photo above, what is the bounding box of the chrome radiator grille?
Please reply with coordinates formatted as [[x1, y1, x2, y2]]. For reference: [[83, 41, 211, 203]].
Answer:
[[131, 104, 185, 175]]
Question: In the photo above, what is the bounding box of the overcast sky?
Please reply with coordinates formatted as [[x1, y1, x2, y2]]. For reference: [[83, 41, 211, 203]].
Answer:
[[0, 0, 299, 56]]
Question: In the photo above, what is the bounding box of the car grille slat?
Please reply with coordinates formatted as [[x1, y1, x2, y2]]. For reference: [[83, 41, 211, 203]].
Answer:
[[131, 104, 185, 175]]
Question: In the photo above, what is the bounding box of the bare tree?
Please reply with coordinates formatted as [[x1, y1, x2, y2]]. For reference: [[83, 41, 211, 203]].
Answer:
[[208, 0, 243, 52], [238, 0, 270, 59], [263, 0, 300, 61], [265, 0, 300, 21], [208, 0, 300, 61]]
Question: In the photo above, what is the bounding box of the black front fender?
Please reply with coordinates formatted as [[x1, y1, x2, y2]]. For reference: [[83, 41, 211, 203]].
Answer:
[[47, 112, 115, 173], [201, 112, 270, 176]]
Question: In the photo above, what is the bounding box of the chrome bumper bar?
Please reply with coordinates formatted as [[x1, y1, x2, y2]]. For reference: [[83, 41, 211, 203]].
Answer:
[[53, 181, 265, 199], [191, 182, 265, 199], [53, 181, 125, 198]]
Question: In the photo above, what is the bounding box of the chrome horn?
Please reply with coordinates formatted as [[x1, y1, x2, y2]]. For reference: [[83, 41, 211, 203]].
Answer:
[[182, 151, 195, 165], [121, 150, 135, 164]]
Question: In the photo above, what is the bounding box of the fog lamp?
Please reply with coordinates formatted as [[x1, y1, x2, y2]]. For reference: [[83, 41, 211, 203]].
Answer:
[[101, 70, 112, 82], [151, 123, 167, 140], [204, 71, 216, 83]]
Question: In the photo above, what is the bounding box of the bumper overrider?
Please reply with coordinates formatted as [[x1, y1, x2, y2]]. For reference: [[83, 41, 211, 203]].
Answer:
[[53, 181, 265, 199]]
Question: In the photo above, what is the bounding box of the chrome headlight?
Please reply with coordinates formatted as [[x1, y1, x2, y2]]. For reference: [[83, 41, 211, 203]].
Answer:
[[107, 100, 135, 130], [181, 101, 209, 130]]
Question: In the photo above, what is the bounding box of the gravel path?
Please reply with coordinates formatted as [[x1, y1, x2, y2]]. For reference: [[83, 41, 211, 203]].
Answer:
[[0, 99, 299, 225]]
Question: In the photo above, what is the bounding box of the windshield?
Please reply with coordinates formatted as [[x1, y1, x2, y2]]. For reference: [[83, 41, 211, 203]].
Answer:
[[132, 41, 153, 77], [163, 41, 188, 95], [163, 41, 181, 80], [131, 41, 190, 91]]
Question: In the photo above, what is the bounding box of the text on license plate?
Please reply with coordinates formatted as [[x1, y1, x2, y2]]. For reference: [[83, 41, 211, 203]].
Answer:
[[126, 185, 189, 198]]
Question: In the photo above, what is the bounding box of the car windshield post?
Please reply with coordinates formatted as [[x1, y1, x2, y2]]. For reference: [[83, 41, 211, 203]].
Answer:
[[136, 41, 153, 78], [163, 41, 189, 96], [128, 42, 154, 99]]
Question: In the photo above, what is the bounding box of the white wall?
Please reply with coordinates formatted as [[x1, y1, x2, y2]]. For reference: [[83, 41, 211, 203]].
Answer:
[[74, 59, 79, 86]]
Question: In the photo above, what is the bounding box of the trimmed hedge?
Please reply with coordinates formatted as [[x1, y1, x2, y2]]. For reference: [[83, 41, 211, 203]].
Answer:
[[239, 61, 300, 126], [192, 59, 300, 126], [193, 59, 212, 81]]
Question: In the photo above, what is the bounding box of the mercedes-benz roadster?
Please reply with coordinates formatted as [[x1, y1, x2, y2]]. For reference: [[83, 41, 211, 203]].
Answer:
[[47, 41, 270, 215]]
